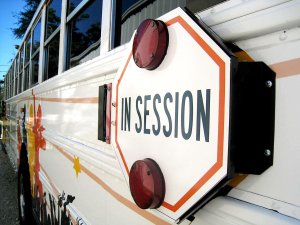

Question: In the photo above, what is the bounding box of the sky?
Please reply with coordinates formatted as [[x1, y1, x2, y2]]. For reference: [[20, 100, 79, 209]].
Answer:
[[0, 0, 26, 80]]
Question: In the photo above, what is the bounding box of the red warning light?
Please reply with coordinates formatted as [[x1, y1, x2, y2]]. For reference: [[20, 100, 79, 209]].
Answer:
[[129, 158, 165, 209], [132, 19, 169, 70]]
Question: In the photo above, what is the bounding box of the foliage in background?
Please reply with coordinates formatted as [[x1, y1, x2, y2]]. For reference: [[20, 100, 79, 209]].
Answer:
[[12, 0, 41, 39]]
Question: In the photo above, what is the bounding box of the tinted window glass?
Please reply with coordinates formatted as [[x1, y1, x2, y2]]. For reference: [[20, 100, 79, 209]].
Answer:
[[19, 48, 24, 72], [15, 58, 18, 75], [10, 84, 13, 98], [32, 20, 41, 53], [122, 0, 139, 13], [24, 67, 29, 90], [186, 0, 226, 13], [68, 0, 83, 14], [31, 54, 39, 86], [68, 0, 102, 68], [46, 0, 62, 39], [117, 0, 185, 45], [18, 73, 22, 93], [16, 77, 19, 94], [11, 60, 16, 80], [45, 33, 60, 80], [25, 36, 31, 64]]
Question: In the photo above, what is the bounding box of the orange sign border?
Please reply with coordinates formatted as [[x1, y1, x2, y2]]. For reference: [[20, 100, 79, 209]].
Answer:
[[115, 16, 226, 212]]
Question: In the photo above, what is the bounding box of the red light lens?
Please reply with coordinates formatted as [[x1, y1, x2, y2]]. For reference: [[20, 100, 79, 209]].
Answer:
[[129, 158, 165, 209], [132, 19, 169, 70]]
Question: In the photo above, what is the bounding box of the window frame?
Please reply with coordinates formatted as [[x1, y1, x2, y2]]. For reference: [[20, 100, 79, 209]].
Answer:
[[30, 17, 42, 88], [24, 34, 31, 91], [18, 45, 25, 94], [43, 0, 62, 81], [65, 0, 105, 69], [4, 0, 114, 99]]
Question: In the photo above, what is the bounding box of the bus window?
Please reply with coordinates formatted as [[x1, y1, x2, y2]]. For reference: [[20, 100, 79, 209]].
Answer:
[[115, 0, 185, 46], [7, 70, 10, 98], [44, 32, 60, 80], [18, 48, 24, 93], [12, 61, 16, 96], [5, 74, 8, 99], [24, 35, 31, 91], [44, 0, 61, 80], [32, 20, 41, 54], [19, 47, 24, 73], [67, 0, 102, 69], [31, 54, 39, 85], [113, 0, 227, 48], [25, 37, 31, 64], [18, 73, 23, 94], [25, 36, 31, 64], [10, 71, 13, 98], [31, 19, 41, 86], [68, 0, 83, 15], [46, 0, 61, 39], [186, 0, 226, 13], [24, 66, 29, 91], [14, 59, 17, 96]]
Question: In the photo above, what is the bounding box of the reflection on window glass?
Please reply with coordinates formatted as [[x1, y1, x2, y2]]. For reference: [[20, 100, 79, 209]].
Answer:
[[117, 0, 184, 45], [24, 67, 29, 90], [19, 49, 24, 72], [18, 73, 22, 93], [31, 54, 39, 86], [14, 59, 17, 75], [68, 0, 102, 68], [32, 20, 41, 53], [16, 77, 19, 94], [186, 0, 225, 13], [122, 0, 139, 14], [25, 36, 31, 64], [45, 33, 60, 80], [68, 0, 83, 14], [46, 0, 62, 39], [12, 67, 14, 76]]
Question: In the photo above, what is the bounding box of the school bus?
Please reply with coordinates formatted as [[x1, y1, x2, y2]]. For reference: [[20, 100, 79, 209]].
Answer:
[[2, 0, 300, 224]]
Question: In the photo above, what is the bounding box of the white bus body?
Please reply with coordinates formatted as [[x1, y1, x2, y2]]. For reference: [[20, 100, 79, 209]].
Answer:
[[3, 0, 300, 224]]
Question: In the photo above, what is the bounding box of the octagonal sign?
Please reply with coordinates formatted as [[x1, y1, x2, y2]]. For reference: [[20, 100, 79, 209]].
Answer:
[[111, 8, 233, 220]]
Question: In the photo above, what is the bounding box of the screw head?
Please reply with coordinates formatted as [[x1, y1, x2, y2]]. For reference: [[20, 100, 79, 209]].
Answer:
[[266, 80, 272, 88], [264, 149, 271, 157], [151, 21, 156, 27]]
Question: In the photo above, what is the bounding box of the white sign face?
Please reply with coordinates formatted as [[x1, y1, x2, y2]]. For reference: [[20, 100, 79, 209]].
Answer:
[[112, 8, 232, 219]]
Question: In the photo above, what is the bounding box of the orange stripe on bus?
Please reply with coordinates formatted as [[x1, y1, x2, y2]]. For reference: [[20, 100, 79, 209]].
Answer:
[[50, 142, 171, 225], [16, 97, 98, 104], [40, 165, 60, 197], [269, 58, 300, 78], [39, 97, 98, 103]]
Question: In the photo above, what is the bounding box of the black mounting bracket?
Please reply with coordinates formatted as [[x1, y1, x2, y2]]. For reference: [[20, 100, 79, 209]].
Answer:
[[230, 62, 276, 175]]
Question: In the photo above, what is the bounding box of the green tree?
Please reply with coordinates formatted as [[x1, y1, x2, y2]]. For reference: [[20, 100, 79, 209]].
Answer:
[[12, 0, 41, 39]]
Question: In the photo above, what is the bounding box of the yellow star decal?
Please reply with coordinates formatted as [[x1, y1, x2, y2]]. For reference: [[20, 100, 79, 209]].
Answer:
[[73, 156, 81, 178]]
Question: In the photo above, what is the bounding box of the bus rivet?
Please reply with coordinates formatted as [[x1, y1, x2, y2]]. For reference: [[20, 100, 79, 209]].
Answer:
[[266, 80, 272, 88], [264, 149, 271, 157], [279, 30, 287, 41]]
